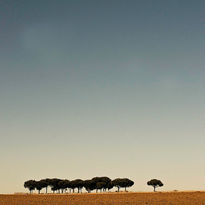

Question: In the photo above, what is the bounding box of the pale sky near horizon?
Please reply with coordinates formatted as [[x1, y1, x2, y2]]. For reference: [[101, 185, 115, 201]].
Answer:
[[0, 0, 205, 194]]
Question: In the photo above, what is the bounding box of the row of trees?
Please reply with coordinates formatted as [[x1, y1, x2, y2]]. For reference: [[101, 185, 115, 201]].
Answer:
[[24, 177, 134, 194]]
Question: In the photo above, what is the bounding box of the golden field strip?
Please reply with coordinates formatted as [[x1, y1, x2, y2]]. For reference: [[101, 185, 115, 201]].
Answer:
[[0, 192, 205, 205]]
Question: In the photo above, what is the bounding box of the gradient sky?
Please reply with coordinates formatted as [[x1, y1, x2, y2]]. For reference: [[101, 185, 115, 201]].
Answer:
[[0, 0, 205, 193]]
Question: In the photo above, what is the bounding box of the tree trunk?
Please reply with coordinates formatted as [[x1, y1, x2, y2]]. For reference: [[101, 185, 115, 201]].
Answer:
[[125, 187, 127, 192], [46, 187, 48, 194], [118, 187, 120, 192], [154, 186, 156, 192]]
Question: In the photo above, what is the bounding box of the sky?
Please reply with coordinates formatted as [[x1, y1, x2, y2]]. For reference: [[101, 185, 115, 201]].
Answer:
[[0, 0, 205, 193]]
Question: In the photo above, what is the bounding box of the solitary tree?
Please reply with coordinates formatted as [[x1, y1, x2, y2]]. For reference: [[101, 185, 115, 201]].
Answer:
[[24, 180, 36, 194], [147, 179, 163, 192]]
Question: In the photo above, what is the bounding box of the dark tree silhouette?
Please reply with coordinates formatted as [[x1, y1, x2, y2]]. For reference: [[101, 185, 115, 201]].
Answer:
[[45, 178, 51, 193], [112, 178, 134, 192], [83, 180, 96, 193], [24, 180, 36, 194], [91, 177, 101, 192], [121, 178, 134, 191], [69, 180, 76, 193], [107, 181, 114, 191], [49, 178, 62, 193], [58, 179, 70, 193], [35, 181, 43, 194], [38, 179, 49, 193], [92, 177, 112, 192], [70, 179, 84, 193], [112, 178, 121, 192], [76, 179, 84, 193], [100, 177, 112, 191], [96, 182, 106, 192], [65, 180, 71, 193], [147, 179, 163, 192]]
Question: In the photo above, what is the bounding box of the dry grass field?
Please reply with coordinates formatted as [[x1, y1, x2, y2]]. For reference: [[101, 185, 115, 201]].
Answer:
[[0, 192, 205, 205]]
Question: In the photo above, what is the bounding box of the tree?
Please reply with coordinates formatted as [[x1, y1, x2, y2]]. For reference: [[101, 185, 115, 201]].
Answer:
[[83, 180, 96, 193], [92, 177, 112, 192], [120, 178, 134, 191], [99, 177, 112, 191], [112, 178, 134, 192], [45, 178, 52, 193], [147, 179, 163, 192], [75, 179, 84, 193], [49, 178, 62, 193], [91, 177, 101, 193], [70, 179, 84, 193], [107, 181, 114, 191], [69, 180, 76, 193], [65, 180, 71, 193], [35, 181, 43, 194], [24, 180, 36, 194], [39, 179, 49, 193], [58, 180, 70, 193], [112, 178, 122, 192], [96, 182, 106, 192]]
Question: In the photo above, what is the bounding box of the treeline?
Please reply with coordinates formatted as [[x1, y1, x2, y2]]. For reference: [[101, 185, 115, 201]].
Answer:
[[24, 177, 134, 194]]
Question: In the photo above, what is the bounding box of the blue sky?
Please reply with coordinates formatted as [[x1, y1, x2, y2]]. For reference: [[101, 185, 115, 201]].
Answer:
[[0, 0, 205, 193]]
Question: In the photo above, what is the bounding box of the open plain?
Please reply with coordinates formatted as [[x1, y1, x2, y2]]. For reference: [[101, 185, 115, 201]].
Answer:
[[0, 192, 205, 205]]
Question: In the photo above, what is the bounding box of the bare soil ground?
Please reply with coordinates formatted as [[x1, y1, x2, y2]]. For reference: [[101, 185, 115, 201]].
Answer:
[[0, 191, 205, 205]]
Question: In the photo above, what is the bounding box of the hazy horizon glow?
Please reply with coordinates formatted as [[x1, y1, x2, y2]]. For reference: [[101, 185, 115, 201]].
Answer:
[[0, 0, 205, 193]]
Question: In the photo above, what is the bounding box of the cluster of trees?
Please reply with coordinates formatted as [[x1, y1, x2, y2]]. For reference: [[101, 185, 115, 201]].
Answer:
[[24, 177, 134, 194], [24, 177, 164, 194]]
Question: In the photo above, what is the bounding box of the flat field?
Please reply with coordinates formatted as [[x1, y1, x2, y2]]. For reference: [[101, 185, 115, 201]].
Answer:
[[0, 192, 205, 205]]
